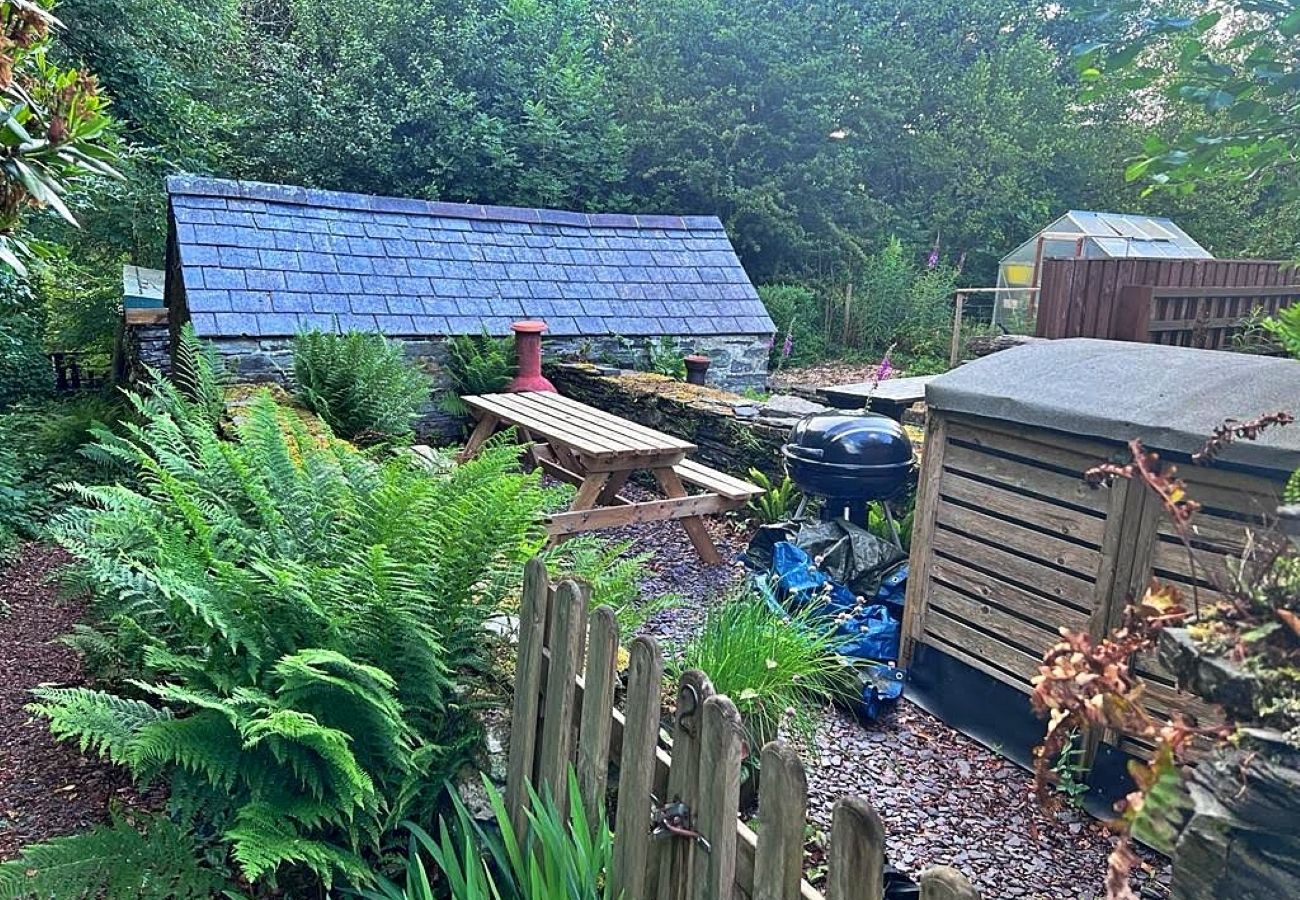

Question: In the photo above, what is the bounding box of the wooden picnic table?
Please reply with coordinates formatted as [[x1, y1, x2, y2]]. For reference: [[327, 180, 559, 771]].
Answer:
[[459, 391, 763, 564]]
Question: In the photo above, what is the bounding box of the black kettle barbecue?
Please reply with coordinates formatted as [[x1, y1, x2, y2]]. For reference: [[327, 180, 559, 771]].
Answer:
[[781, 412, 915, 544]]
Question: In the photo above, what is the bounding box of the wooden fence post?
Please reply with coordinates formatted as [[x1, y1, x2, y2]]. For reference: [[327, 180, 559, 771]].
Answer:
[[1111, 284, 1154, 342], [690, 695, 744, 900], [657, 670, 715, 900], [753, 741, 808, 900], [505, 557, 550, 838], [919, 866, 980, 900], [948, 292, 965, 369], [577, 605, 619, 829], [826, 797, 885, 900], [538, 579, 589, 812], [612, 636, 665, 900]]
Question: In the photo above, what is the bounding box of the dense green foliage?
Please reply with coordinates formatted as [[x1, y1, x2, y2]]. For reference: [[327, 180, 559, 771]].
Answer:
[[679, 593, 850, 751], [440, 331, 515, 416], [36, 0, 1296, 336], [544, 536, 682, 637], [293, 330, 431, 444], [0, 810, 236, 899], [0, 274, 53, 409], [32, 341, 549, 890], [359, 772, 617, 900], [0, 0, 120, 272], [1264, 303, 1300, 359]]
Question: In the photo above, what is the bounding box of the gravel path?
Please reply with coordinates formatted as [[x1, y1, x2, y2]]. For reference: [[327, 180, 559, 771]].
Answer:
[[0, 544, 156, 860], [611, 512, 1171, 899]]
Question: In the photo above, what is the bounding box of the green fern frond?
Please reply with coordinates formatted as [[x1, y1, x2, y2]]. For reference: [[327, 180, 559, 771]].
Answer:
[[226, 801, 371, 888], [28, 688, 172, 766], [0, 811, 233, 900]]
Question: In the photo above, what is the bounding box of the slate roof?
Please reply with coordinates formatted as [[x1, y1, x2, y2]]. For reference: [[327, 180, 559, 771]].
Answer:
[[166, 176, 774, 340]]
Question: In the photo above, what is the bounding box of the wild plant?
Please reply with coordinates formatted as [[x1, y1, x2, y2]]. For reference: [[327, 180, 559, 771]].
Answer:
[[440, 330, 516, 416], [31, 336, 549, 890], [294, 329, 430, 444], [678, 591, 851, 752], [544, 535, 683, 635], [356, 771, 618, 900], [746, 467, 801, 524]]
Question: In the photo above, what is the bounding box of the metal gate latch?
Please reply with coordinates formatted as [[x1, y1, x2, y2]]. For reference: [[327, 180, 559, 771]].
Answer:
[[649, 797, 711, 852]]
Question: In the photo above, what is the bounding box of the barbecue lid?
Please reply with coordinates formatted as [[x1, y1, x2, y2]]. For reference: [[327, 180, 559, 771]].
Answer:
[[784, 413, 915, 468]]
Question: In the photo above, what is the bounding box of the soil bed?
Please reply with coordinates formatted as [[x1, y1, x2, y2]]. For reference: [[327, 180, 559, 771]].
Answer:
[[610, 512, 1171, 900], [0, 543, 157, 860]]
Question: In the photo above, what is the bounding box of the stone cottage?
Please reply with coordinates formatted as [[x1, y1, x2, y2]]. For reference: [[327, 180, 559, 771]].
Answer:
[[161, 177, 775, 402]]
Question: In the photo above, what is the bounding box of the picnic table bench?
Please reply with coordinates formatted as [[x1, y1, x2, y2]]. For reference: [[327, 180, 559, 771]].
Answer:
[[458, 391, 763, 564]]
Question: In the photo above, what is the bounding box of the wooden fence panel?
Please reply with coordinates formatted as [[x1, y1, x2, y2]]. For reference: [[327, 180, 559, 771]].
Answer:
[[657, 670, 715, 900], [578, 605, 619, 827], [508, 557, 984, 900], [826, 798, 885, 900], [505, 557, 550, 837], [1035, 257, 1300, 347], [538, 580, 589, 811], [691, 695, 744, 900], [753, 741, 808, 900], [612, 636, 665, 900], [919, 867, 981, 900]]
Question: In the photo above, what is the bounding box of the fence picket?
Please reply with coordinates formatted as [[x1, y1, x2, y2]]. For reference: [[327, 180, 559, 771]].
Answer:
[[753, 741, 808, 900], [919, 866, 980, 900], [690, 695, 744, 900], [577, 605, 619, 828], [826, 797, 885, 900], [612, 636, 665, 900], [505, 557, 550, 837], [656, 670, 715, 900], [538, 579, 589, 812]]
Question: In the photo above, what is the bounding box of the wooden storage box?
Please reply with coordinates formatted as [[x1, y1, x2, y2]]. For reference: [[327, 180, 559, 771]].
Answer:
[[902, 339, 1300, 761]]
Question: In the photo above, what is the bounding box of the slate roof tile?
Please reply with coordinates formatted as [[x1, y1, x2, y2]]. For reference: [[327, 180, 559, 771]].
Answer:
[[168, 177, 772, 339]]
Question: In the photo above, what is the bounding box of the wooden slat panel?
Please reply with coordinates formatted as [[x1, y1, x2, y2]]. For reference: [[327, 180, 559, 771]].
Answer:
[[505, 558, 549, 837], [942, 444, 1107, 513], [936, 501, 1102, 575], [940, 470, 1106, 544], [613, 637, 665, 900], [524, 390, 696, 452], [923, 610, 1043, 689], [546, 492, 736, 536], [692, 696, 744, 900], [577, 606, 619, 829], [465, 394, 621, 457], [538, 580, 589, 811], [933, 527, 1097, 609], [930, 557, 1091, 632], [928, 582, 1064, 658], [753, 741, 807, 900], [825, 799, 885, 900], [657, 671, 715, 900], [946, 417, 1117, 472], [673, 458, 764, 500]]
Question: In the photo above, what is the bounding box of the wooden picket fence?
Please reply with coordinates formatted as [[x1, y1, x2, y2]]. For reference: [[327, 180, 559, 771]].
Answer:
[[505, 557, 982, 900]]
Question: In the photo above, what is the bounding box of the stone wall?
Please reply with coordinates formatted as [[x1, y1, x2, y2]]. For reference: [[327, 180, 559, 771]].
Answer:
[[169, 331, 772, 445], [123, 323, 172, 379], [544, 363, 830, 479]]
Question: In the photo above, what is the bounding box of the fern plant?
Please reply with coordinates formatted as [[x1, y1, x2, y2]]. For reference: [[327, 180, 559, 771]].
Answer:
[[746, 467, 801, 524], [0, 810, 236, 900], [34, 344, 549, 891], [440, 331, 516, 417], [293, 330, 430, 444]]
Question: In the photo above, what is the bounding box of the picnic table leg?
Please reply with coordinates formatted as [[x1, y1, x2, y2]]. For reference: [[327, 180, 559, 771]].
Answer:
[[596, 470, 631, 506], [547, 471, 614, 546], [653, 468, 723, 565], [457, 413, 500, 462]]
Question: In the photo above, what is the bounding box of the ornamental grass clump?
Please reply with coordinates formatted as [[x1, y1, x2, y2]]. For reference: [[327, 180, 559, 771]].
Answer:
[[679, 592, 851, 751], [293, 329, 430, 444], [17, 334, 549, 894]]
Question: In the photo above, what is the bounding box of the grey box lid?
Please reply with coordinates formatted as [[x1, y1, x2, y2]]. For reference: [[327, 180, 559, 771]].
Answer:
[[926, 338, 1300, 474]]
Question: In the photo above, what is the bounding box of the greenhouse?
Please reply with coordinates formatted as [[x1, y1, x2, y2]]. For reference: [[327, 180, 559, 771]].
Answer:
[[994, 210, 1212, 328]]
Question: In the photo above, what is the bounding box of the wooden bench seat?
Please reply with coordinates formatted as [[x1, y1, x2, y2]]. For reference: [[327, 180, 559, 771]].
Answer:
[[672, 458, 764, 501]]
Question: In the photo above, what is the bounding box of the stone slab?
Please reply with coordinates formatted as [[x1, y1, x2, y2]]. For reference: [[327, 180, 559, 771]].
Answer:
[[820, 374, 937, 419]]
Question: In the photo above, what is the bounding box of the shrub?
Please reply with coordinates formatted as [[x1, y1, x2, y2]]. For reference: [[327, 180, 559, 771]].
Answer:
[[293, 330, 430, 444], [441, 331, 515, 416], [0, 273, 54, 410], [0, 811, 235, 900], [1263, 302, 1300, 359], [757, 284, 827, 367], [844, 238, 956, 360], [678, 593, 850, 751], [357, 771, 616, 900], [34, 345, 549, 890]]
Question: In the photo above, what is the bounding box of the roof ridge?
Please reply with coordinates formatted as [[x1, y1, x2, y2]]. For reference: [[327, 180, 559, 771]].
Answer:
[[165, 175, 722, 232]]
